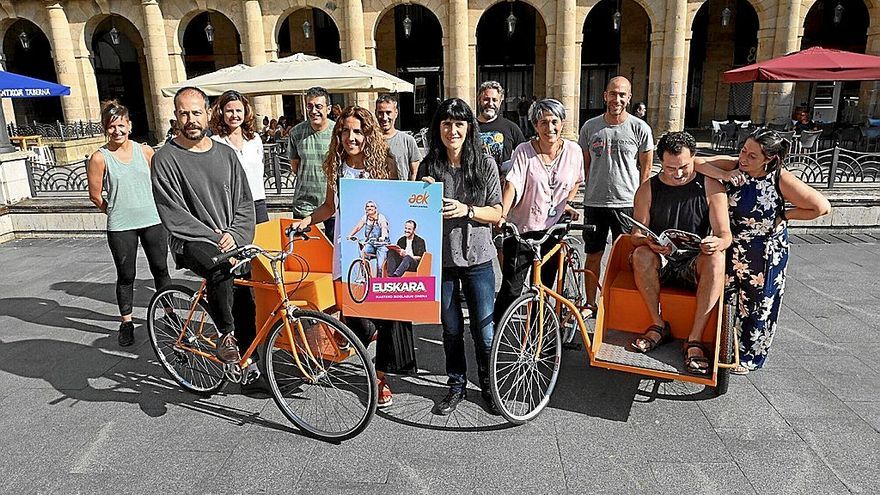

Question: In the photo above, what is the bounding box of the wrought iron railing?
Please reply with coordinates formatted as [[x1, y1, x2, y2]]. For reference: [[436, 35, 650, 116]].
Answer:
[[784, 146, 880, 188], [8, 120, 105, 140], [25, 143, 298, 197]]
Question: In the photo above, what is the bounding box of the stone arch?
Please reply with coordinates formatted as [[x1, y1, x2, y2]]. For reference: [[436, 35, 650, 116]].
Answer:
[[176, 7, 245, 56], [471, 0, 556, 42], [0, 5, 52, 52], [368, 0, 447, 41], [475, 0, 551, 103], [272, 4, 343, 46], [1, 18, 63, 124], [687, 0, 770, 33], [576, 0, 660, 36]]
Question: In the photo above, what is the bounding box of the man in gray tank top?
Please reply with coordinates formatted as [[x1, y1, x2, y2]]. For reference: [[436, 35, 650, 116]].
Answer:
[[627, 132, 732, 377]]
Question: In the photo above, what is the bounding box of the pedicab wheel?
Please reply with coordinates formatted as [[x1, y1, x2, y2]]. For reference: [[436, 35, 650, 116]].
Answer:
[[347, 259, 371, 303], [559, 249, 587, 344], [147, 285, 227, 396], [265, 310, 377, 441], [714, 302, 736, 396], [490, 292, 562, 424]]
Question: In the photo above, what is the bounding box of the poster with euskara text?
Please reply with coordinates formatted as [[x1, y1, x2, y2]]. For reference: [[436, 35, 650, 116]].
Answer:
[[337, 178, 442, 324]]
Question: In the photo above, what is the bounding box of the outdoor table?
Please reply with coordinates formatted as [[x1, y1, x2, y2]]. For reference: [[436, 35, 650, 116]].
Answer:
[[10, 135, 43, 150]]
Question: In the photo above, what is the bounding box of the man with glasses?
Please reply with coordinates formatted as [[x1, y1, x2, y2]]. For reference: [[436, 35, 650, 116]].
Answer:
[[289, 86, 336, 237]]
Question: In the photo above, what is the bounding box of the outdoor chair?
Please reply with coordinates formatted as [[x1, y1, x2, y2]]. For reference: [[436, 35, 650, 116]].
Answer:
[[735, 126, 752, 150], [798, 130, 823, 153], [719, 121, 738, 150], [818, 124, 836, 149], [767, 123, 787, 131], [734, 119, 752, 128], [861, 126, 880, 152], [838, 127, 862, 149], [777, 130, 795, 145], [710, 120, 728, 149]]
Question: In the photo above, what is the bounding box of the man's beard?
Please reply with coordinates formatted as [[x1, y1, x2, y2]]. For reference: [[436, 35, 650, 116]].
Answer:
[[184, 126, 206, 140], [481, 107, 498, 119]]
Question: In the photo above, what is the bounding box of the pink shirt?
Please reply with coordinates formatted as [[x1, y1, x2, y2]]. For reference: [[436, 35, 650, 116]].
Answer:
[[506, 139, 584, 234]]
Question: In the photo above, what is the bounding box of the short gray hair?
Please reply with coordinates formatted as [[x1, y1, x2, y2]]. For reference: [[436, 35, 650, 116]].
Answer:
[[528, 98, 566, 125], [478, 80, 505, 99]]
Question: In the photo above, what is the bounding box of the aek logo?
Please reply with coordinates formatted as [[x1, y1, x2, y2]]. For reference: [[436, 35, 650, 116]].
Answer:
[[408, 193, 429, 205]]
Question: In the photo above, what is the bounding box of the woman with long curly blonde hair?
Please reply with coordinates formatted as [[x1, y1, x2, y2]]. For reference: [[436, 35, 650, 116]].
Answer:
[[290, 105, 400, 407]]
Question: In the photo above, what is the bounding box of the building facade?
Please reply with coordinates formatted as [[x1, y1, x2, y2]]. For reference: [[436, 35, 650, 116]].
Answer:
[[1, 0, 878, 141]]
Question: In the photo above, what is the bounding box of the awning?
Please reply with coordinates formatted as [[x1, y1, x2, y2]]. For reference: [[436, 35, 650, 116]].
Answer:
[[160, 64, 251, 97], [723, 46, 880, 83], [0, 71, 70, 98]]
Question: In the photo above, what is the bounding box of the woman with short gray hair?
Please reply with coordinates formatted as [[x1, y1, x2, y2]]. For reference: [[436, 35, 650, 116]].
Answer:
[[495, 98, 585, 323]]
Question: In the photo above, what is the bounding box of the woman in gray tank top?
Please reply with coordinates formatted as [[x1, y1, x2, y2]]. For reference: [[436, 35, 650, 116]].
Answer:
[[87, 102, 170, 347]]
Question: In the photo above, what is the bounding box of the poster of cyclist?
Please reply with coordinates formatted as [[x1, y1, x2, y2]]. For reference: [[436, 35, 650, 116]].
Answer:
[[337, 178, 443, 324]]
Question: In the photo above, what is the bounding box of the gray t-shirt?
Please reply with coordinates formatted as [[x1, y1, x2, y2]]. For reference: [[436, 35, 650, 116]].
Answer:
[[578, 114, 654, 208], [417, 156, 501, 268], [386, 131, 422, 181]]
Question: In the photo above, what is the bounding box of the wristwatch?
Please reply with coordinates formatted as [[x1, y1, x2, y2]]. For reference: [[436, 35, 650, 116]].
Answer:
[[467, 205, 475, 219]]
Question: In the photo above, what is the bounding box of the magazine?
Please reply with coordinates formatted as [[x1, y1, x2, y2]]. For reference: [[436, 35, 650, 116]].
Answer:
[[621, 213, 704, 254]]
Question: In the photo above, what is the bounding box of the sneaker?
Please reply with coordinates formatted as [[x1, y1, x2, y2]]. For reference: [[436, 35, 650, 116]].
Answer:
[[481, 390, 501, 416], [432, 389, 466, 416], [118, 321, 135, 347], [377, 378, 393, 408], [217, 333, 241, 363]]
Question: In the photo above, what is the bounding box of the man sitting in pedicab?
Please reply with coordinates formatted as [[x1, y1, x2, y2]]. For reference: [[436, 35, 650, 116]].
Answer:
[[627, 131, 732, 375]]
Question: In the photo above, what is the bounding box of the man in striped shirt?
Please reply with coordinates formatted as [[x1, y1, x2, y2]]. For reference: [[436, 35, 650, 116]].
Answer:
[[289, 86, 336, 237]]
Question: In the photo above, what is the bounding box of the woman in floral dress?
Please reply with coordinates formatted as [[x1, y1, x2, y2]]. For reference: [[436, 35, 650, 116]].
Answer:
[[697, 128, 830, 373]]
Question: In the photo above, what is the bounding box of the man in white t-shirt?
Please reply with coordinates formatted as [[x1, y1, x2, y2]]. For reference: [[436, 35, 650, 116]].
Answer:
[[376, 94, 422, 180]]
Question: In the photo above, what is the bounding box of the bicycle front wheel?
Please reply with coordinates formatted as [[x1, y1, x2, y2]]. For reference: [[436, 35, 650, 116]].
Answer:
[[147, 284, 226, 395], [347, 259, 371, 303], [266, 310, 377, 441], [490, 292, 562, 424]]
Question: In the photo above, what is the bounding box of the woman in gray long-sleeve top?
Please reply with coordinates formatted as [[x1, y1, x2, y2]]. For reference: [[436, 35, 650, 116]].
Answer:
[[151, 87, 255, 364]]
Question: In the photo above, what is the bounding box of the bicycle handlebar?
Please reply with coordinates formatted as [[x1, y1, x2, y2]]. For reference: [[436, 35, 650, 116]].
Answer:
[[501, 221, 596, 248], [210, 225, 313, 268]]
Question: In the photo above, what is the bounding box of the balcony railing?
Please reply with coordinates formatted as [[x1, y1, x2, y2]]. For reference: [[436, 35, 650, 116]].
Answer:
[[8, 120, 105, 141]]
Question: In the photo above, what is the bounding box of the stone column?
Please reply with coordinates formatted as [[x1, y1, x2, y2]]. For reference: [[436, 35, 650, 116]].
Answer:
[[545, 33, 557, 98], [44, 2, 86, 121], [344, 0, 370, 107], [142, 0, 175, 139], [750, 27, 776, 124], [646, 31, 664, 133], [678, 30, 692, 129], [242, 0, 273, 126], [556, 0, 578, 139], [447, 0, 469, 100], [764, 0, 801, 124], [656, 0, 687, 134], [74, 50, 101, 121], [858, 18, 880, 120]]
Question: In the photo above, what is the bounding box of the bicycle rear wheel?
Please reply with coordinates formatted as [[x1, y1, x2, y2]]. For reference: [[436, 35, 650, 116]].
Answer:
[[266, 309, 377, 441], [347, 259, 371, 303], [147, 285, 226, 396], [714, 302, 736, 396], [559, 248, 588, 344], [490, 292, 562, 424]]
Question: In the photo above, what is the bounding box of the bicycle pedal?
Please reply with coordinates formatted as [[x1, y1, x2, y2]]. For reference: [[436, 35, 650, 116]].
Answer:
[[243, 367, 261, 385], [224, 363, 243, 383]]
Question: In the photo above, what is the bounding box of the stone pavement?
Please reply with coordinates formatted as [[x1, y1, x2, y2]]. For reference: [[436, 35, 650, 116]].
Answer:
[[0, 236, 878, 494]]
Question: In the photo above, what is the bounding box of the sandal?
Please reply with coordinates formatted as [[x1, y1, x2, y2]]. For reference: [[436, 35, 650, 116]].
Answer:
[[683, 340, 711, 376], [629, 321, 671, 353], [578, 303, 598, 320], [377, 378, 393, 408], [731, 365, 750, 375]]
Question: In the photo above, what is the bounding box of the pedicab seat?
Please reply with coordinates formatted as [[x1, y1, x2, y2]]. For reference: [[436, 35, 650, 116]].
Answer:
[[250, 218, 336, 317], [591, 235, 721, 379]]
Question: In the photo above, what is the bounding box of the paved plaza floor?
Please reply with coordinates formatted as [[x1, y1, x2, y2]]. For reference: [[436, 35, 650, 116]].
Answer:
[[0, 235, 878, 494]]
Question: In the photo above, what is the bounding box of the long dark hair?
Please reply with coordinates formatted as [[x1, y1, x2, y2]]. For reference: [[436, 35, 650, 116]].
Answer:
[[423, 98, 486, 202], [746, 127, 791, 174]]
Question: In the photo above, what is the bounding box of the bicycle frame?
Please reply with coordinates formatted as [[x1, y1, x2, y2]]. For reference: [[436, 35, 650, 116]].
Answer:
[[172, 254, 350, 383], [525, 240, 595, 358]]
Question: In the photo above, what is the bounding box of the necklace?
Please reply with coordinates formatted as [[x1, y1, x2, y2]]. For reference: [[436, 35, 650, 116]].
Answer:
[[534, 138, 562, 165]]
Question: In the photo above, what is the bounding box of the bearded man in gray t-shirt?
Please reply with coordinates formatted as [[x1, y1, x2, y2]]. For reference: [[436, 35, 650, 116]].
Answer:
[[577, 76, 654, 311]]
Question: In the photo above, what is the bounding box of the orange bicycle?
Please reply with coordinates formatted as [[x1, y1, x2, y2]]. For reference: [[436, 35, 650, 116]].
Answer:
[[146, 225, 378, 441]]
